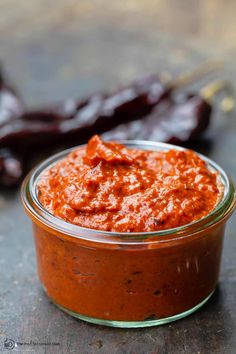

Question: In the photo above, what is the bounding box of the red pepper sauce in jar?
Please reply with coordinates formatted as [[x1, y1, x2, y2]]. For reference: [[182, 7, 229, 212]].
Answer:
[[38, 135, 221, 232], [30, 135, 230, 324]]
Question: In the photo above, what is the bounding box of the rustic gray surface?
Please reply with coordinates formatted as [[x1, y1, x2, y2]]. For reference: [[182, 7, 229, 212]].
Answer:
[[0, 1, 236, 353]]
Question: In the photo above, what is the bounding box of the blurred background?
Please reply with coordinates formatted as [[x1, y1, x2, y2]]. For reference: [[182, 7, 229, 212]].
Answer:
[[1, 1, 236, 353], [1, 0, 236, 104]]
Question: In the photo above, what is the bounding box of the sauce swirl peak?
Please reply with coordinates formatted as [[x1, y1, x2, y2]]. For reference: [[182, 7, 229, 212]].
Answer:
[[38, 135, 221, 232]]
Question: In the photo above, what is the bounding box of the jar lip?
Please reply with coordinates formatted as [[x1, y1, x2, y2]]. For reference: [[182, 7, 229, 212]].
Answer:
[[21, 140, 236, 244]]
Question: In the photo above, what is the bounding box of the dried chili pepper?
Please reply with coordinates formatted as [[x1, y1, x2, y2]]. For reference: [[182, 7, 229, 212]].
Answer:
[[0, 67, 24, 187], [102, 94, 211, 144], [0, 68, 24, 125], [0, 74, 170, 149], [0, 148, 23, 187], [0, 74, 212, 187], [2, 62, 227, 187]]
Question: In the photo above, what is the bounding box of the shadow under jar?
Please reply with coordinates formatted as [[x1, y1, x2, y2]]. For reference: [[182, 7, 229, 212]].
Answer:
[[21, 141, 236, 328]]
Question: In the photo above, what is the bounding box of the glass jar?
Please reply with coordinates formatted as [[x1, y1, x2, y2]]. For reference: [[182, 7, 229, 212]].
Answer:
[[21, 141, 236, 328]]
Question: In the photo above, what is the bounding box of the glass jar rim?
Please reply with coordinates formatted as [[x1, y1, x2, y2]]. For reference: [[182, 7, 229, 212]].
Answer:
[[21, 140, 236, 244]]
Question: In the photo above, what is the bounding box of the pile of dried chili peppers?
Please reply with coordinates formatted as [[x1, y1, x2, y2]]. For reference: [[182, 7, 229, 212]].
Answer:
[[0, 63, 227, 188]]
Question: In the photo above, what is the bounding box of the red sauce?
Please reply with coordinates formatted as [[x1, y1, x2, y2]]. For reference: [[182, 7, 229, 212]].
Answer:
[[24, 135, 234, 324], [38, 135, 221, 232]]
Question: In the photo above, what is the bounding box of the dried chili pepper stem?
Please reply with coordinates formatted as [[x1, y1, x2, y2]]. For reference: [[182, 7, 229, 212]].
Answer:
[[168, 60, 224, 90], [200, 80, 235, 112]]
